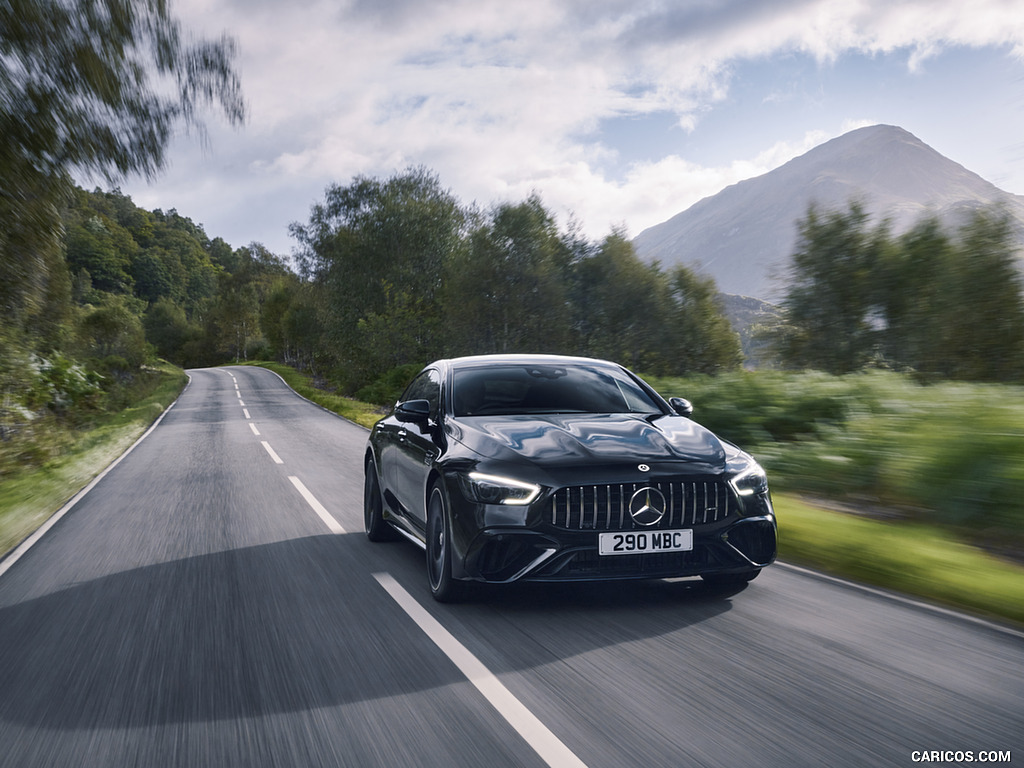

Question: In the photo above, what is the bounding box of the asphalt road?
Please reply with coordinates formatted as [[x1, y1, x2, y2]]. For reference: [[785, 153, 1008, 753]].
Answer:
[[0, 366, 1021, 767]]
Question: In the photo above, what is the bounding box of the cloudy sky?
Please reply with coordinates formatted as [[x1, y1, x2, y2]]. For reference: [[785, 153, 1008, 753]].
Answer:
[[115, 0, 1024, 257]]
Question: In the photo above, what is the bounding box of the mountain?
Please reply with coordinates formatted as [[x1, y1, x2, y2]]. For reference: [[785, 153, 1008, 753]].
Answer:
[[632, 125, 1024, 302]]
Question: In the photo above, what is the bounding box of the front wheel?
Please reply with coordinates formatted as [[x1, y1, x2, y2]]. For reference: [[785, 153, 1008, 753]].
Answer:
[[426, 483, 466, 602], [364, 460, 397, 542]]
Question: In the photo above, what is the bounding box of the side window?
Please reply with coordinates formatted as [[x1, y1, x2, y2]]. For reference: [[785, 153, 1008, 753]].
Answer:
[[401, 369, 441, 419]]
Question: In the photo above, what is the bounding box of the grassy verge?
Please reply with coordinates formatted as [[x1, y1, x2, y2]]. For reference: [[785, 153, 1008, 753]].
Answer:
[[776, 493, 1024, 626], [238, 361, 384, 429], [0, 362, 188, 558]]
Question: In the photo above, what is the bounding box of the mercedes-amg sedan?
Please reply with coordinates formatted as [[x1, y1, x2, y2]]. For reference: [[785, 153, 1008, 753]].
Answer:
[[364, 354, 776, 601]]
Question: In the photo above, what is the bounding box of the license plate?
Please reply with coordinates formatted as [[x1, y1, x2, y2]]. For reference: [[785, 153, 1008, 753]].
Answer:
[[598, 529, 693, 556]]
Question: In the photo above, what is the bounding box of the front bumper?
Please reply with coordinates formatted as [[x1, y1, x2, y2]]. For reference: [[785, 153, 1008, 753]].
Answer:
[[459, 513, 777, 583]]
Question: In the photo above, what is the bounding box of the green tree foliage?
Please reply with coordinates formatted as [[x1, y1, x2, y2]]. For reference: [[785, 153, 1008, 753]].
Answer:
[[664, 265, 744, 374], [64, 212, 138, 294], [279, 287, 327, 375], [566, 232, 741, 376], [570, 230, 671, 371], [77, 297, 149, 371], [445, 195, 572, 355], [290, 167, 466, 387], [874, 216, 954, 373], [776, 202, 887, 374], [1, 0, 245, 459], [144, 297, 198, 365], [260, 277, 301, 361], [773, 201, 1024, 381], [209, 242, 291, 361], [1, 0, 244, 183], [943, 209, 1024, 381], [1, 0, 243, 337], [288, 170, 742, 396]]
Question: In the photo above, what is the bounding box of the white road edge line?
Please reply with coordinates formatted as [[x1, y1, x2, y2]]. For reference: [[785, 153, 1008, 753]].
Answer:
[[261, 441, 284, 464], [0, 376, 189, 580], [776, 562, 1024, 640], [288, 476, 345, 534], [249, 423, 260, 436], [373, 572, 588, 768]]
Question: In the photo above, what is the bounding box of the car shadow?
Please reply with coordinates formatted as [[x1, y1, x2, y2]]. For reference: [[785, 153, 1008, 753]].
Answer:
[[0, 532, 742, 731]]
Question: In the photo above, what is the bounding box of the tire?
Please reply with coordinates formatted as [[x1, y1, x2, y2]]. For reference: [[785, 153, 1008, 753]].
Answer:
[[364, 460, 397, 542], [700, 569, 760, 588], [426, 483, 466, 602]]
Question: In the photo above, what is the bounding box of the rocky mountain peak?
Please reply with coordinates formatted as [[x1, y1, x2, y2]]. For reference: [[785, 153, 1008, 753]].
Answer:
[[633, 124, 1024, 302]]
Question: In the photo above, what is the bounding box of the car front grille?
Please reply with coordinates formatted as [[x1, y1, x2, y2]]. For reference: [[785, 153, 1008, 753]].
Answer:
[[548, 479, 736, 531]]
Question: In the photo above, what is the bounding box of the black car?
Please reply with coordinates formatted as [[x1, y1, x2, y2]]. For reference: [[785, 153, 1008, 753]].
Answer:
[[364, 354, 776, 601]]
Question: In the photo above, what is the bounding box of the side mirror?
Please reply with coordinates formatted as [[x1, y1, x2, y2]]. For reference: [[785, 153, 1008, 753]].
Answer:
[[669, 397, 693, 417], [395, 399, 431, 423]]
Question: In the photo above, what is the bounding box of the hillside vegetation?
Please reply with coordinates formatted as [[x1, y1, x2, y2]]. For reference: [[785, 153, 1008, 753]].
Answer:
[[649, 370, 1024, 560]]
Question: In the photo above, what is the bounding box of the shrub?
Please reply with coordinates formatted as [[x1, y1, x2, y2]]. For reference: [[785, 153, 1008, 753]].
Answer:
[[355, 363, 422, 407]]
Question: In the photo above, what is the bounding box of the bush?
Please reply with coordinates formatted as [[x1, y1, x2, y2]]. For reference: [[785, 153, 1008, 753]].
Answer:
[[648, 369, 1024, 553], [354, 363, 422, 407], [648, 370, 855, 444]]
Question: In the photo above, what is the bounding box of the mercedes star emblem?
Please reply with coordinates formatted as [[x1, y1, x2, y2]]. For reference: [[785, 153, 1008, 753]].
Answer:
[[628, 486, 667, 526]]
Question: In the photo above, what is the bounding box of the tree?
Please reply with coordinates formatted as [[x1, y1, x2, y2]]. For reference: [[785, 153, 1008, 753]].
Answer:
[[1, 0, 244, 356], [444, 195, 572, 356], [568, 230, 668, 371], [774, 201, 1024, 381], [290, 167, 465, 388], [873, 215, 955, 375], [64, 214, 137, 294], [210, 242, 290, 361], [776, 202, 887, 373], [144, 297, 197, 365], [260, 276, 302, 362], [664, 265, 742, 374], [77, 298, 149, 370], [1, 0, 244, 185], [1, 0, 245, 426], [943, 208, 1024, 381]]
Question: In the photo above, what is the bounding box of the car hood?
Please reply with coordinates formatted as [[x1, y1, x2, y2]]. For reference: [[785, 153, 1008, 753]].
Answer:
[[448, 413, 729, 473]]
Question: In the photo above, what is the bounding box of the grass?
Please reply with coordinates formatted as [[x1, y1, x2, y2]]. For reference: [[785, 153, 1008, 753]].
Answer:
[[0, 361, 188, 558], [775, 493, 1024, 627], [238, 360, 384, 429]]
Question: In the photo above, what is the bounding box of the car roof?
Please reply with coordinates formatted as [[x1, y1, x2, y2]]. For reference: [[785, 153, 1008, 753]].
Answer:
[[442, 353, 622, 370]]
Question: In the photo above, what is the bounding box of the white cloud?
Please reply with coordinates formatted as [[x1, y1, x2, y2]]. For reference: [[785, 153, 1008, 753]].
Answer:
[[124, 0, 1024, 251]]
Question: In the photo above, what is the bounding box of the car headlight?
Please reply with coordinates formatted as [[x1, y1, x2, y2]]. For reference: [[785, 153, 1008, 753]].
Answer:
[[729, 464, 769, 497], [458, 472, 541, 506]]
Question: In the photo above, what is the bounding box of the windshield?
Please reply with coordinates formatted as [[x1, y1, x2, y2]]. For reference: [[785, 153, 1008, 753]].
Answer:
[[452, 363, 664, 416]]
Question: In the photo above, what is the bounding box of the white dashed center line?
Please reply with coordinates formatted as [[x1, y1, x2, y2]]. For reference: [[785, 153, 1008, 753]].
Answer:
[[373, 573, 587, 768], [261, 441, 284, 464], [243, 409, 251, 419], [249, 423, 260, 436], [288, 476, 345, 533]]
